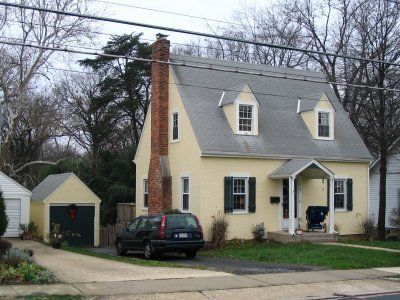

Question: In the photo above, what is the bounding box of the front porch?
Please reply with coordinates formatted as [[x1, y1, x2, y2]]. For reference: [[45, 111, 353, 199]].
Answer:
[[269, 158, 337, 240], [267, 230, 338, 243]]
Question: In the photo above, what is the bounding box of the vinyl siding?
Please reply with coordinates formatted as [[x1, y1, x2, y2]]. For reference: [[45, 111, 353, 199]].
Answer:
[[369, 154, 400, 228]]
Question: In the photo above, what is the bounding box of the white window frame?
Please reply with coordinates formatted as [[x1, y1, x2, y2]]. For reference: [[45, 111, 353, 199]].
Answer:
[[230, 173, 250, 213], [315, 108, 334, 140], [237, 104, 253, 134], [334, 178, 347, 211], [142, 176, 148, 211], [180, 174, 190, 212], [171, 109, 179, 143]]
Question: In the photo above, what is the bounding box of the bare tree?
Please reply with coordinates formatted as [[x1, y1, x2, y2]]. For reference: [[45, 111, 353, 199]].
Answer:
[[0, 0, 96, 171], [57, 73, 121, 175]]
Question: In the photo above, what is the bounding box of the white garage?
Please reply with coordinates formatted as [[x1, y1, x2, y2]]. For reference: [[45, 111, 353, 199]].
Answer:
[[0, 172, 32, 238]]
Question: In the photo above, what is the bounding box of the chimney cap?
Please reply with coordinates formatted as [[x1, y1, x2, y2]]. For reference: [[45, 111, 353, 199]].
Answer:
[[156, 33, 169, 40]]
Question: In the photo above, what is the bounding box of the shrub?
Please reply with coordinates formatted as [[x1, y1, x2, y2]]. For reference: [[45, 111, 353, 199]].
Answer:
[[0, 238, 12, 255], [17, 262, 56, 284], [0, 264, 20, 283], [210, 211, 229, 249], [5, 248, 34, 264], [251, 222, 265, 242], [357, 213, 376, 240], [389, 208, 400, 228], [334, 223, 341, 234], [0, 192, 8, 237]]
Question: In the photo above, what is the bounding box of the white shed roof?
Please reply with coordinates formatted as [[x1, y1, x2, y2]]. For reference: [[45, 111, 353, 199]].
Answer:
[[0, 171, 32, 197]]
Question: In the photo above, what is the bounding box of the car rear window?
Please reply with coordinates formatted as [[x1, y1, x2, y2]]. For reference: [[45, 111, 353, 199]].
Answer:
[[166, 215, 199, 230]]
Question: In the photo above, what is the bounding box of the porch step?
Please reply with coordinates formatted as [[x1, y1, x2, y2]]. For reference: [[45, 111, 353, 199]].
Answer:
[[267, 231, 338, 243]]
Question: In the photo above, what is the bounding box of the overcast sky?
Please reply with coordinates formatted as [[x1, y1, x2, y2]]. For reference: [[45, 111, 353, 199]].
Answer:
[[92, 0, 260, 46]]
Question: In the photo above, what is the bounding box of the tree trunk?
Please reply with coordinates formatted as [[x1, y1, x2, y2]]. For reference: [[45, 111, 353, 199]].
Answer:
[[377, 149, 387, 240]]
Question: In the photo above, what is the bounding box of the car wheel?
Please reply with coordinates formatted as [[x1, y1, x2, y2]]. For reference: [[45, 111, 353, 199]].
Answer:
[[185, 250, 198, 258], [144, 241, 155, 259], [116, 241, 126, 256]]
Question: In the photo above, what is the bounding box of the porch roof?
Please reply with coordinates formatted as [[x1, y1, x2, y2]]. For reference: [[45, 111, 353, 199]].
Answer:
[[269, 158, 334, 179]]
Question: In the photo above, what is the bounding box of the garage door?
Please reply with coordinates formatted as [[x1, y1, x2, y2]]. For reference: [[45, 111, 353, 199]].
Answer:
[[4, 198, 21, 238], [50, 205, 94, 246]]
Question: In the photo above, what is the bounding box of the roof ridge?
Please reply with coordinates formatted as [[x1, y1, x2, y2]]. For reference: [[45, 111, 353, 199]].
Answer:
[[169, 53, 325, 78]]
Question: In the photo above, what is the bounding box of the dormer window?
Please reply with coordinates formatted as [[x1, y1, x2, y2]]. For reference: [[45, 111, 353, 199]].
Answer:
[[318, 112, 330, 137], [238, 104, 253, 133], [316, 109, 334, 140]]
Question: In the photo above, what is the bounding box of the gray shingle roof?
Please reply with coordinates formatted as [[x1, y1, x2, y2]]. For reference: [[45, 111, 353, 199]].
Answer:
[[169, 54, 371, 161], [269, 159, 314, 177], [31, 173, 73, 201]]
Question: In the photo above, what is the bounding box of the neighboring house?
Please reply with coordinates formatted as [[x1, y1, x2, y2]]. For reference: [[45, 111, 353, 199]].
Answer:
[[370, 153, 400, 232], [30, 173, 101, 246], [0, 172, 32, 238], [134, 35, 371, 240]]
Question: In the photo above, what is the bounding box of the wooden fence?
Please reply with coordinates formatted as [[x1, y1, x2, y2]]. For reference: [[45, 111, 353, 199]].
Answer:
[[99, 222, 126, 248], [116, 203, 136, 223], [99, 203, 136, 248]]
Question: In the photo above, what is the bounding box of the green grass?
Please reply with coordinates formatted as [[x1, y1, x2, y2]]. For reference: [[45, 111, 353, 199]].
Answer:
[[200, 241, 400, 269], [61, 246, 205, 269], [339, 239, 400, 250]]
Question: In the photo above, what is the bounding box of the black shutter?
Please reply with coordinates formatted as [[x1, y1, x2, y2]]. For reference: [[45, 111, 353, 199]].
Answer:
[[327, 178, 330, 211], [248, 177, 256, 213], [347, 178, 353, 211], [224, 177, 233, 213]]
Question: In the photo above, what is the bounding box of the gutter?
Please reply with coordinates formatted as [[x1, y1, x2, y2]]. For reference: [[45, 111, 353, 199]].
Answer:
[[200, 151, 371, 163]]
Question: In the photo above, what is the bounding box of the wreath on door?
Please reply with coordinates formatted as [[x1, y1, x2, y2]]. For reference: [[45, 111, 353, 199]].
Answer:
[[67, 204, 78, 220]]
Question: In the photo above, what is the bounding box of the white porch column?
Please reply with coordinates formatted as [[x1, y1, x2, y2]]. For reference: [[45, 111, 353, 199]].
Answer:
[[329, 176, 335, 233], [288, 176, 295, 235]]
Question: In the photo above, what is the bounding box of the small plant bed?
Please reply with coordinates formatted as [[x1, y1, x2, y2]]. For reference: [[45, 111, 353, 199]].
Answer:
[[200, 240, 400, 269], [62, 246, 206, 269], [339, 238, 400, 250], [0, 240, 56, 285]]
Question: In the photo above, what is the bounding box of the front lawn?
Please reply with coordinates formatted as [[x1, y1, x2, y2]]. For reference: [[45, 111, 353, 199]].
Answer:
[[200, 241, 400, 269], [339, 239, 400, 250]]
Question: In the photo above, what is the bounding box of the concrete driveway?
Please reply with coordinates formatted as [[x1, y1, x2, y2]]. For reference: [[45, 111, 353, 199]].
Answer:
[[89, 247, 325, 275], [10, 240, 231, 283]]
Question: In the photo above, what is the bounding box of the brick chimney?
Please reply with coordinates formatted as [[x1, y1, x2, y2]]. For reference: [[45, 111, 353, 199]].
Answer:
[[148, 33, 172, 214]]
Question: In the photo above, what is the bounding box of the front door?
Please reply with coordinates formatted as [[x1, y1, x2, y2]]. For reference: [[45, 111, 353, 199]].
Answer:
[[281, 179, 300, 230]]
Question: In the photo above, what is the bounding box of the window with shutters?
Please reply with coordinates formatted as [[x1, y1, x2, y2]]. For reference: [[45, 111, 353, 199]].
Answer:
[[334, 179, 347, 210], [233, 177, 248, 212], [181, 177, 190, 212]]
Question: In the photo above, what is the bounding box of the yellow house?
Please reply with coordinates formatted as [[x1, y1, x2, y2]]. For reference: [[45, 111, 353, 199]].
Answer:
[[30, 173, 101, 246], [135, 36, 371, 241]]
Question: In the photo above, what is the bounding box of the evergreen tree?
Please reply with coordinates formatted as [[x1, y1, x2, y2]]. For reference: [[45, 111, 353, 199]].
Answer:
[[0, 192, 8, 237]]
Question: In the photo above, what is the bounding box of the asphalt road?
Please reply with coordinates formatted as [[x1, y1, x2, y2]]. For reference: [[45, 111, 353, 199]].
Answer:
[[89, 247, 325, 275]]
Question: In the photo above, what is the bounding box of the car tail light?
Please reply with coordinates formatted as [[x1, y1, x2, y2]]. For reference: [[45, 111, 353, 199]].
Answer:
[[195, 216, 203, 239], [159, 215, 167, 239]]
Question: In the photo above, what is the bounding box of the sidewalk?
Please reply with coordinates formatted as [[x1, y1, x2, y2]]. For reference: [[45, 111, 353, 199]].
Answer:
[[1, 268, 398, 297], [324, 242, 400, 253]]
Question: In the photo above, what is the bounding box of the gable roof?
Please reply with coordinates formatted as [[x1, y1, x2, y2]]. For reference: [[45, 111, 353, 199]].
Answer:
[[31, 173, 73, 201], [170, 54, 371, 162], [297, 92, 334, 113], [219, 84, 259, 107], [269, 158, 334, 179], [0, 171, 32, 196]]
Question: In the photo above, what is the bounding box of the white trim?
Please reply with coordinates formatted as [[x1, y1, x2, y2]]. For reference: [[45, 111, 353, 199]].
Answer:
[[180, 174, 191, 212], [170, 108, 180, 143], [229, 172, 251, 177], [270, 159, 335, 179], [315, 108, 334, 140], [142, 176, 148, 211], [49, 203, 95, 206], [236, 102, 257, 135], [231, 176, 249, 214], [333, 178, 347, 211]]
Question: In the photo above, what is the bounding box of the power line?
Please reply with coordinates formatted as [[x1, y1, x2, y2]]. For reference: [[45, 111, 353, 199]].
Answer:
[[2, 1, 400, 68], [1, 38, 400, 93], [93, 0, 239, 27]]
